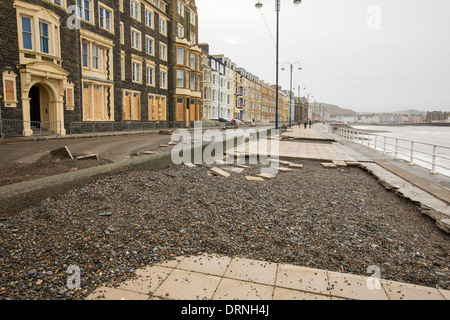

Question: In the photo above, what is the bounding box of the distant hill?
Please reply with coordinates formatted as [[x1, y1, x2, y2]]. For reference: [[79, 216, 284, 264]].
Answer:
[[309, 102, 358, 116], [391, 109, 426, 115]]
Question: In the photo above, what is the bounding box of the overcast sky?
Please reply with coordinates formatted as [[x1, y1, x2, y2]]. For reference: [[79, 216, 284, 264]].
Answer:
[[196, 0, 450, 113]]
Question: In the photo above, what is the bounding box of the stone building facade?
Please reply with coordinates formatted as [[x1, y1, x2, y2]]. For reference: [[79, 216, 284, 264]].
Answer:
[[0, 0, 196, 136], [170, 0, 201, 126]]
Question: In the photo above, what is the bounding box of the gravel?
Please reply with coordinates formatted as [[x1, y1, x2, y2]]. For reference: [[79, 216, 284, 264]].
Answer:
[[0, 159, 449, 300]]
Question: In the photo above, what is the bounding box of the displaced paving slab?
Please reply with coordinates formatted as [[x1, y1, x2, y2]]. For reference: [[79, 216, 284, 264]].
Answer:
[[50, 146, 74, 160], [332, 160, 348, 167], [288, 163, 304, 169], [321, 162, 337, 168], [256, 173, 277, 180], [245, 176, 265, 182], [210, 167, 231, 178], [77, 154, 99, 161]]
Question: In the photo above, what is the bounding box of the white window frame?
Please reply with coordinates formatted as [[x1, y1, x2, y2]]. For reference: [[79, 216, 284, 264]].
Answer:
[[98, 3, 113, 33], [130, 0, 141, 21], [131, 28, 141, 51], [132, 60, 142, 84]]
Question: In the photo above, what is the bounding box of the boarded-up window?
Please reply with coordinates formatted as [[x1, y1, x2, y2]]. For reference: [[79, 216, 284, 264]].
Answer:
[[148, 95, 154, 121], [123, 91, 132, 121], [4, 80, 15, 101], [66, 87, 74, 106], [132, 93, 140, 120], [176, 97, 184, 122], [160, 96, 167, 121], [93, 85, 103, 120], [83, 84, 92, 120]]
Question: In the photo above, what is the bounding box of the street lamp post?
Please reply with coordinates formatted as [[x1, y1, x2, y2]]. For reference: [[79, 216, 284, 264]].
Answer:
[[282, 62, 302, 127], [255, 0, 302, 132]]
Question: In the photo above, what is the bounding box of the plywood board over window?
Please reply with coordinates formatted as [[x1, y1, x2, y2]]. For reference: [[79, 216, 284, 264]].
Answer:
[[176, 97, 184, 122], [2, 70, 18, 108], [148, 95, 154, 121], [65, 84, 74, 110], [122, 90, 141, 121], [123, 91, 132, 121]]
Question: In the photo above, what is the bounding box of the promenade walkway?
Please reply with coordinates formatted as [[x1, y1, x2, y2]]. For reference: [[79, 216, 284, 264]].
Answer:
[[86, 253, 450, 300], [227, 126, 356, 163], [86, 125, 449, 301]]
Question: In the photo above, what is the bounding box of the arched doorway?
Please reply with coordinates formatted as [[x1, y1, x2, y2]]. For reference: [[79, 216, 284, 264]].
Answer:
[[28, 83, 55, 133], [19, 61, 68, 136]]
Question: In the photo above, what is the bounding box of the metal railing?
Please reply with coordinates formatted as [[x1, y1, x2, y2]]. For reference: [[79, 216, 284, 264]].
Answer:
[[332, 126, 450, 176], [0, 119, 62, 140], [1, 119, 276, 140]]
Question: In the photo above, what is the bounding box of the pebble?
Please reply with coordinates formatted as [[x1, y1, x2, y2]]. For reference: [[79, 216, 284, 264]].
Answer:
[[0, 160, 448, 300]]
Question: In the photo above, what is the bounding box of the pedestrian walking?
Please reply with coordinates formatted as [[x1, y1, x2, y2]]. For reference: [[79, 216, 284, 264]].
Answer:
[[304, 119, 307, 129], [308, 119, 312, 129]]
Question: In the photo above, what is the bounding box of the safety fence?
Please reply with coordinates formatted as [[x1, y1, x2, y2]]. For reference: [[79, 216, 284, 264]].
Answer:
[[1, 119, 273, 140], [0, 119, 62, 140], [332, 126, 450, 176]]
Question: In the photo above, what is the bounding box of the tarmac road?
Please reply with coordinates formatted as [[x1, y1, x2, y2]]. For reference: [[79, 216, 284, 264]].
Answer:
[[0, 133, 173, 165]]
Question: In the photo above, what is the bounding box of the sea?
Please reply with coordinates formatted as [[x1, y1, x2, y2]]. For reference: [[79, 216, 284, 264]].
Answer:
[[350, 125, 450, 177]]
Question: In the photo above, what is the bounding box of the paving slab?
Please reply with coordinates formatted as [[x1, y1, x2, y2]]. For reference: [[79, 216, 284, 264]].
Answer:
[[328, 271, 389, 300], [85, 254, 450, 301], [213, 278, 274, 300], [210, 167, 231, 178], [153, 269, 222, 300], [321, 162, 337, 168], [245, 176, 266, 182], [176, 254, 232, 277], [381, 280, 446, 300], [256, 173, 278, 180], [223, 257, 278, 286], [275, 264, 330, 296]]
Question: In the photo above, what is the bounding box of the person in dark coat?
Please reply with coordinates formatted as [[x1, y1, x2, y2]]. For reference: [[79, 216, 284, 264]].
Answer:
[[304, 119, 308, 129], [308, 119, 312, 128]]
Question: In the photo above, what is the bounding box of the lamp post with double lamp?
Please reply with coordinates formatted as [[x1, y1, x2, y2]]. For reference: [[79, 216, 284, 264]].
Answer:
[[281, 62, 302, 127], [255, 0, 303, 132]]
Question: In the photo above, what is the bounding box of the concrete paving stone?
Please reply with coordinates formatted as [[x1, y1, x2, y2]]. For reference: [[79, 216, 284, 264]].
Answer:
[[49, 146, 74, 160], [272, 287, 331, 300], [212, 278, 274, 300], [159, 144, 169, 148], [153, 269, 221, 300], [256, 173, 277, 180], [438, 289, 450, 300], [185, 163, 196, 168], [77, 154, 99, 160], [176, 253, 232, 277], [332, 160, 348, 167], [117, 266, 173, 295], [245, 176, 266, 182], [321, 162, 337, 168], [210, 167, 231, 178], [328, 271, 389, 300], [278, 160, 292, 166], [381, 280, 446, 300], [85, 286, 149, 300], [224, 257, 278, 286], [275, 264, 330, 296], [345, 161, 361, 167], [223, 167, 245, 173], [154, 256, 185, 268], [288, 163, 304, 169]]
